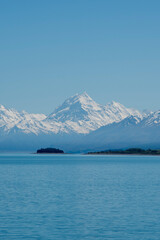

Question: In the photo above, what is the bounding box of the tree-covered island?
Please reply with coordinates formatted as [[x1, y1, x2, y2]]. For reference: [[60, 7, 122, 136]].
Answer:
[[87, 148, 160, 155], [37, 148, 64, 154]]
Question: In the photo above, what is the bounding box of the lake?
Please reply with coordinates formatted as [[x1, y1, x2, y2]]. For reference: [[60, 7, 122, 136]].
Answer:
[[0, 154, 160, 240]]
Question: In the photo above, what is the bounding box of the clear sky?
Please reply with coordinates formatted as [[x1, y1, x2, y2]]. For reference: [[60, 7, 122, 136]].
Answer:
[[0, 0, 160, 114]]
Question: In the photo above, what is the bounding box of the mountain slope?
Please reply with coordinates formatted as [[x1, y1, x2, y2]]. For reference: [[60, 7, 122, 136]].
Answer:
[[46, 92, 143, 134], [0, 105, 46, 135], [79, 114, 160, 152], [140, 110, 160, 127], [0, 93, 143, 135]]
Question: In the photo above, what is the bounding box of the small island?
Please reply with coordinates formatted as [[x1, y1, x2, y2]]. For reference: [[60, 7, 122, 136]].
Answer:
[[37, 148, 64, 154], [87, 148, 160, 155]]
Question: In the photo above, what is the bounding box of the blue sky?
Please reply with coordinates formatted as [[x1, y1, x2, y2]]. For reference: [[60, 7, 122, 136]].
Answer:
[[0, 0, 160, 113]]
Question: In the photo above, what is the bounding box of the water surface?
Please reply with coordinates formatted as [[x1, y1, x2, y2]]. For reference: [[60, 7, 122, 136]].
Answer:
[[0, 154, 160, 240]]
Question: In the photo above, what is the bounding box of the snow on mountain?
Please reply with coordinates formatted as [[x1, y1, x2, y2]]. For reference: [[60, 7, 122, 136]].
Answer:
[[0, 92, 144, 135], [14, 112, 47, 134], [1, 94, 160, 152], [46, 92, 143, 133], [105, 101, 143, 119], [140, 110, 160, 127], [77, 114, 158, 152], [78, 109, 160, 152], [0, 104, 22, 131], [110, 115, 143, 127], [0, 104, 47, 135], [85, 115, 142, 141]]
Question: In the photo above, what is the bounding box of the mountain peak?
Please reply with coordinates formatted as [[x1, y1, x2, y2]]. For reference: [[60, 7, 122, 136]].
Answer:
[[46, 92, 143, 133], [77, 91, 89, 98], [66, 92, 93, 104], [47, 92, 102, 124], [107, 101, 123, 108], [52, 91, 101, 113], [110, 100, 119, 105]]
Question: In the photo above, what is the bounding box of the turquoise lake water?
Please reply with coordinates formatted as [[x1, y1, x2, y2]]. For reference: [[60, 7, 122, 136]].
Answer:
[[0, 154, 160, 240]]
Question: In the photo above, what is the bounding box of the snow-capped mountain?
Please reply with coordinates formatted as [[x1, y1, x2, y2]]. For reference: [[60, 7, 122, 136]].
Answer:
[[140, 110, 160, 127], [75, 114, 160, 152], [0, 93, 143, 135], [0, 104, 21, 132], [0, 104, 46, 135], [0, 92, 160, 152], [46, 92, 143, 134]]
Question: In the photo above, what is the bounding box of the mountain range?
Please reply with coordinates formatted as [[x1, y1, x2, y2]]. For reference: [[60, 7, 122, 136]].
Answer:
[[0, 92, 160, 152]]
